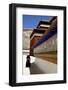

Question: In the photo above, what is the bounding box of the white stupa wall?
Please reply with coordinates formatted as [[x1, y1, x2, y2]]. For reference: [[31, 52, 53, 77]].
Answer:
[[34, 34, 57, 54]]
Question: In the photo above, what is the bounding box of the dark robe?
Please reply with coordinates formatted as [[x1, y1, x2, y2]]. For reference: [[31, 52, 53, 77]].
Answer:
[[26, 55, 31, 67]]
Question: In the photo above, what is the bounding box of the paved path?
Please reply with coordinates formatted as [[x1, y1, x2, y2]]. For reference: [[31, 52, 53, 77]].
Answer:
[[30, 63, 44, 74]]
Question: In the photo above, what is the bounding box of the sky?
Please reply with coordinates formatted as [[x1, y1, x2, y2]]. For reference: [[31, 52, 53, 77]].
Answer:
[[23, 15, 53, 29]]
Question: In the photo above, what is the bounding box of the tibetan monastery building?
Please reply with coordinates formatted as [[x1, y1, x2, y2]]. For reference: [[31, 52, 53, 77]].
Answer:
[[30, 16, 57, 64]]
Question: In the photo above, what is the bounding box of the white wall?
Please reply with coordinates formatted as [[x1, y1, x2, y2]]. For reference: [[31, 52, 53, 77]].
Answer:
[[34, 34, 57, 53], [0, 0, 68, 90]]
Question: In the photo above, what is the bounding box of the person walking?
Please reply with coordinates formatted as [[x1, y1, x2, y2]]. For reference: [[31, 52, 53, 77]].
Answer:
[[26, 55, 31, 67]]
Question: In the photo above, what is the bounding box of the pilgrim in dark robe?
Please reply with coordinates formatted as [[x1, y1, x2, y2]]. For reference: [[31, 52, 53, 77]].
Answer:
[[26, 55, 31, 67]]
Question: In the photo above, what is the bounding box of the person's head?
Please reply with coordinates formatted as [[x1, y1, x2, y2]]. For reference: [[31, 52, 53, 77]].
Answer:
[[27, 55, 30, 59]]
